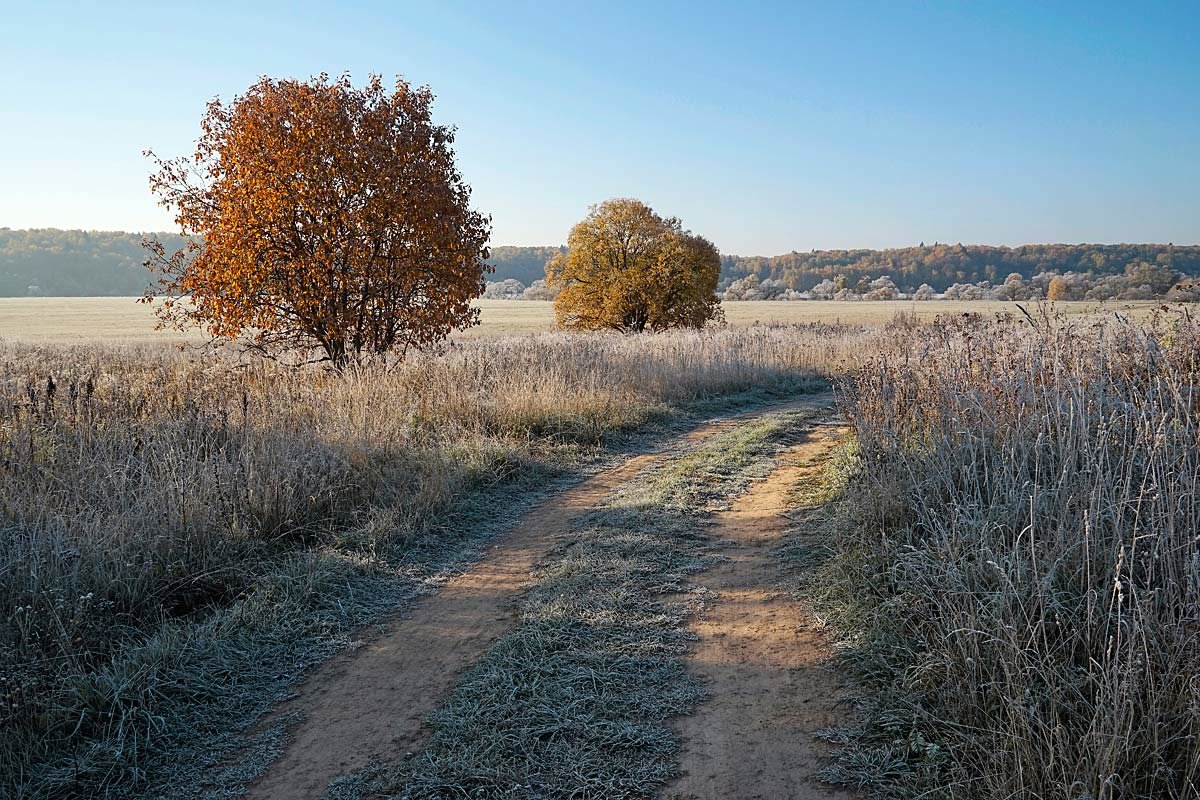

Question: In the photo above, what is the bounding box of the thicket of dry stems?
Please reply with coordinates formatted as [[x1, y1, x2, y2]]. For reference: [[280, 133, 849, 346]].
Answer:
[[829, 310, 1200, 799], [0, 324, 854, 798]]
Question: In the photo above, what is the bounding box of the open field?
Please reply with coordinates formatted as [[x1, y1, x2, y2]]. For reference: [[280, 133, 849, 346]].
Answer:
[[7, 309, 1200, 800], [0, 296, 1168, 341], [0, 326, 849, 799]]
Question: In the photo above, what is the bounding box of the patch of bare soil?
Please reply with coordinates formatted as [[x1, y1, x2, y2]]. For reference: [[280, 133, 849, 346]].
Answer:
[[665, 422, 856, 800], [240, 395, 830, 800]]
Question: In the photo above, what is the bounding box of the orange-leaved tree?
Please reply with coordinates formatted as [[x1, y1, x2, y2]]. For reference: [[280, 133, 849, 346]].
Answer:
[[546, 198, 722, 332], [144, 73, 491, 367]]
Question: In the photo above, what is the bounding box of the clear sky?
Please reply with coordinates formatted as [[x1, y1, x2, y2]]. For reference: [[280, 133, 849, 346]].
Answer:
[[1, 0, 1197, 254]]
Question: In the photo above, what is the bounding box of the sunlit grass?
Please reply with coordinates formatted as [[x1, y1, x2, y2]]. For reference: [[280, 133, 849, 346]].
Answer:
[[0, 297, 1166, 341], [814, 310, 1200, 798]]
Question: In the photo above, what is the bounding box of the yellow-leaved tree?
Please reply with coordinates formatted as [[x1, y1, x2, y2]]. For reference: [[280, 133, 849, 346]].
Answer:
[[1046, 276, 1070, 301], [546, 198, 722, 332], [144, 73, 491, 367]]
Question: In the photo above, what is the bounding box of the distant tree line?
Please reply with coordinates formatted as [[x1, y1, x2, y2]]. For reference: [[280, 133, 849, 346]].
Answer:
[[720, 242, 1200, 292], [482, 277, 559, 300], [722, 261, 1200, 302], [487, 245, 566, 285], [0, 229, 188, 295], [0, 231, 562, 298], [485, 243, 1200, 296], [3, 231, 1198, 300]]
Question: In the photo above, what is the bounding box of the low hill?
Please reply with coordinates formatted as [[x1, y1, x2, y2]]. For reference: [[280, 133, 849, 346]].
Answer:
[[1, 230, 1196, 297], [0, 230, 565, 297], [0, 229, 187, 295]]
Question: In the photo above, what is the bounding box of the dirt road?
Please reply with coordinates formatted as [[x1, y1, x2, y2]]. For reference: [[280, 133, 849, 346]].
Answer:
[[241, 395, 838, 800]]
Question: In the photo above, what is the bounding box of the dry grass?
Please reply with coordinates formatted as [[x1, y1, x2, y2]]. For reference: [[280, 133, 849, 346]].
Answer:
[[0, 297, 1165, 341], [20, 301, 1187, 799], [818, 308, 1200, 799], [0, 325, 850, 799]]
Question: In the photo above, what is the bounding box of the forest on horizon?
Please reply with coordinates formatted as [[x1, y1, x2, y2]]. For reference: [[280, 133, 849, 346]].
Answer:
[[1, 227, 1197, 297]]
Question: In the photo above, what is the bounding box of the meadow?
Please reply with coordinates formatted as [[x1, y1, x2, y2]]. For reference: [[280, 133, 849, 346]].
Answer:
[[0, 324, 855, 798], [5, 302, 1200, 799], [0, 296, 1165, 341]]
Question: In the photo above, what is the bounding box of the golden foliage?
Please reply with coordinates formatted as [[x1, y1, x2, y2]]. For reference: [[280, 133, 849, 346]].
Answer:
[[546, 198, 722, 333], [144, 73, 491, 366], [1046, 275, 1069, 301]]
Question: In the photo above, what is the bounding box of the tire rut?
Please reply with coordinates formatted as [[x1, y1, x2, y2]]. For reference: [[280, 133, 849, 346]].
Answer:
[[665, 420, 857, 800]]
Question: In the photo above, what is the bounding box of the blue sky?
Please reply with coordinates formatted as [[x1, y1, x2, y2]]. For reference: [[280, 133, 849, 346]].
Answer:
[[1, 0, 1197, 254]]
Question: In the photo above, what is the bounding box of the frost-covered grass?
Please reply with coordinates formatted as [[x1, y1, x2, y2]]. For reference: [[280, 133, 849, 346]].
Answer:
[[0, 327, 841, 799], [812, 311, 1200, 799]]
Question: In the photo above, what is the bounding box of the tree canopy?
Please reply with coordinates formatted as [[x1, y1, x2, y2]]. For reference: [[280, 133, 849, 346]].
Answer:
[[145, 73, 490, 366], [546, 199, 722, 333]]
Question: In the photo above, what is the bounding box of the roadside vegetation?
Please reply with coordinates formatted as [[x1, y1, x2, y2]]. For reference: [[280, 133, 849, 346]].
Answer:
[[0, 327, 845, 799], [144, 74, 493, 367], [810, 310, 1200, 799]]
